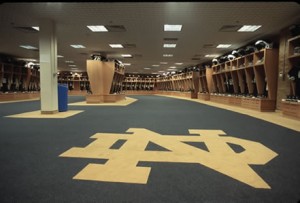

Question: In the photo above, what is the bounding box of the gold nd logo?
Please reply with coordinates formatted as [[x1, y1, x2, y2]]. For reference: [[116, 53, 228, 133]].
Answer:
[[59, 128, 278, 189]]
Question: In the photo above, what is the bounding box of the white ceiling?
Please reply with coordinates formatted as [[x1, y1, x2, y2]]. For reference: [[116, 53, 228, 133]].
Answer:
[[0, 2, 300, 74]]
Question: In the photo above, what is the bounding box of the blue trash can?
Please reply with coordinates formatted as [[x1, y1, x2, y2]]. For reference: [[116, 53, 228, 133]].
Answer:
[[58, 84, 68, 112]]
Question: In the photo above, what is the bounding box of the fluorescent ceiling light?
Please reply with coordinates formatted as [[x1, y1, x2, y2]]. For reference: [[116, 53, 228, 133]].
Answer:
[[70, 45, 85, 48], [121, 54, 132, 58], [109, 44, 124, 48], [160, 62, 168, 64], [123, 63, 131, 66], [158, 71, 165, 73], [68, 65, 76, 67], [144, 68, 151, 70], [65, 60, 74, 63], [19, 45, 38, 50], [164, 24, 182, 31], [152, 65, 159, 67], [169, 66, 177, 69], [163, 54, 173, 57], [57, 55, 64, 58], [163, 44, 176, 48], [238, 25, 261, 32], [216, 44, 231, 48], [174, 63, 183, 65], [167, 69, 176, 71], [32, 26, 39, 31], [87, 25, 108, 32], [205, 54, 220, 57]]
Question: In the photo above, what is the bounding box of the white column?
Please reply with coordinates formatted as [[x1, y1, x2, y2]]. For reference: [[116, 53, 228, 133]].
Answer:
[[39, 19, 58, 114]]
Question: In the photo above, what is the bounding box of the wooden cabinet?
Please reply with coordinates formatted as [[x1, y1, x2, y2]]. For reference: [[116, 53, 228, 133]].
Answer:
[[156, 71, 199, 99], [85, 60, 125, 103], [122, 74, 156, 93], [0, 62, 40, 93], [210, 48, 279, 111], [280, 35, 300, 119], [58, 71, 90, 94], [0, 62, 40, 101], [286, 35, 300, 98]]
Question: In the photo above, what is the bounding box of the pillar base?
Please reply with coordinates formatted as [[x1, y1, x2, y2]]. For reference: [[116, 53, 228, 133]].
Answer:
[[41, 110, 58, 114], [86, 94, 125, 103]]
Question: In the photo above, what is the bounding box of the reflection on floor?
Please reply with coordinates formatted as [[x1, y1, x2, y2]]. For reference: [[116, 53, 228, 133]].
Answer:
[[157, 95, 300, 132]]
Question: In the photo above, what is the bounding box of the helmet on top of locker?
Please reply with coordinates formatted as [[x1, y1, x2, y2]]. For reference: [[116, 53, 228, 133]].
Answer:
[[255, 40, 270, 50], [219, 55, 228, 63], [231, 50, 240, 57], [245, 46, 258, 55], [289, 24, 300, 37], [212, 58, 219, 65], [227, 54, 236, 61], [237, 48, 246, 56]]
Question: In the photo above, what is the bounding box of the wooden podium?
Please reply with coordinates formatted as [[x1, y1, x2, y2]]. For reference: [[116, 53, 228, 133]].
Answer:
[[86, 60, 125, 103]]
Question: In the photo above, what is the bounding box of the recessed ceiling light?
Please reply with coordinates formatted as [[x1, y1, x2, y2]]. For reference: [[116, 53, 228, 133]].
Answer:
[[70, 45, 85, 48], [57, 55, 64, 58], [163, 44, 176, 48], [19, 45, 38, 50], [123, 63, 131, 66], [175, 63, 183, 65], [163, 54, 173, 57], [87, 25, 108, 32], [160, 62, 168, 64], [32, 26, 39, 31], [65, 60, 74, 63], [238, 25, 261, 32], [109, 44, 124, 48], [152, 65, 159, 67], [216, 44, 231, 48], [205, 54, 220, 57], [144, 68, 151, 70], [169, 66, 177, 69], [164, 24, 182, 31], [121, 54, 132, 58]]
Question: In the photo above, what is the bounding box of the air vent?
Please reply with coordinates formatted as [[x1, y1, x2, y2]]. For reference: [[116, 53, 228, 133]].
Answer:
[[219, 25, 241, 32], [123, 44, 136, 48], [105, 25, 126, 32], [203, 44, 214, 48], [14, 27, 38, 33], [163, 38, 178, 41]]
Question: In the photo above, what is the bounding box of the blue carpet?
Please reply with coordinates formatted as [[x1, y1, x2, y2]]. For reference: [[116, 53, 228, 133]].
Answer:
[[0, 95, 299, 203]]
